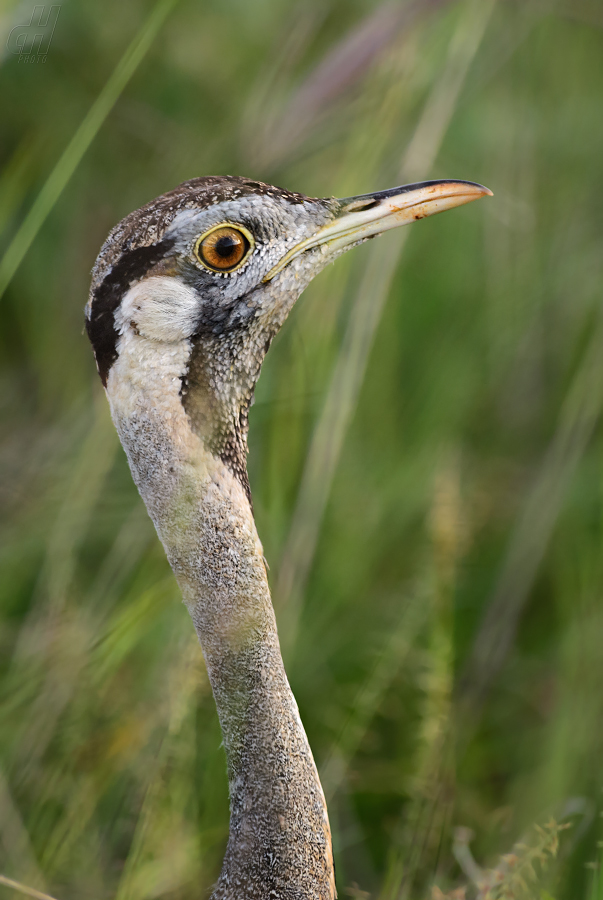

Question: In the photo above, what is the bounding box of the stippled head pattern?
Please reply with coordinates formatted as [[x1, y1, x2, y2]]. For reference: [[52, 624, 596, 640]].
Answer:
[[86, 174, 490, 497], [86, 176, 337, 387]]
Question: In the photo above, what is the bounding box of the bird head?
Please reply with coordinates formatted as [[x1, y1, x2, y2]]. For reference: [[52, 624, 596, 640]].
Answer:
[[86, 175, 490, 495]]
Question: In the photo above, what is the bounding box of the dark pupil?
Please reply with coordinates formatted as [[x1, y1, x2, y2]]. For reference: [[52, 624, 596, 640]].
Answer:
[[214, 234, 239, 257]]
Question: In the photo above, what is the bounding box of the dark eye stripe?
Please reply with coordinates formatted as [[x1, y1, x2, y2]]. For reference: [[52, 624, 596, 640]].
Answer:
[[86, 238, 175, 386]]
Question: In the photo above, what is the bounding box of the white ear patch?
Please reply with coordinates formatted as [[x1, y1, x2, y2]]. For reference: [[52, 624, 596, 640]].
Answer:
[[117, 276, 199, 343]]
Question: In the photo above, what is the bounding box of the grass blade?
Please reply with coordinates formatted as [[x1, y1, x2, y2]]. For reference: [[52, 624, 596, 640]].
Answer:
[[459, 306, 603, 713], [0, 0, 179, 302], [276, 0, 497, 650], [0, 875, 59, 900]]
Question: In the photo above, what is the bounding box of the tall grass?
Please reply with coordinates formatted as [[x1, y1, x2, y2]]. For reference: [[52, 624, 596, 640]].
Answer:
[[1, 1, 603, 898]]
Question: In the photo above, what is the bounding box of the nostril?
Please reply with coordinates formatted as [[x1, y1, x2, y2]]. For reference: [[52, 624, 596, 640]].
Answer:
[[341, 197, 381, 213]]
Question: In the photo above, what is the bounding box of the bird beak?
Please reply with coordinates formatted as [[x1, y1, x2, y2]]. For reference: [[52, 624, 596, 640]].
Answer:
[[263, 179, 492, 282]]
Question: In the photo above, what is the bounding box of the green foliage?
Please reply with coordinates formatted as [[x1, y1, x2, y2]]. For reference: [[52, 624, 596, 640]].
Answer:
[[1, 1, 603, 898], [434, 820, 570, 899]]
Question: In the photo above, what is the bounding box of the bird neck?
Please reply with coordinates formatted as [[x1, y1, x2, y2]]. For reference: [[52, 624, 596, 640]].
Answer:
[[106, 325, 336, 899]]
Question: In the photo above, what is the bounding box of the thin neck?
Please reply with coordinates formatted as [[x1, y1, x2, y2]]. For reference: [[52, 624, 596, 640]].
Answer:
[[106, 329, 336, 900]]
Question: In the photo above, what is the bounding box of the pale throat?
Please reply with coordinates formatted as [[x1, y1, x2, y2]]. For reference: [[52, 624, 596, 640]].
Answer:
[[105, 294, 270, 643], [102, 274, 336, 899]]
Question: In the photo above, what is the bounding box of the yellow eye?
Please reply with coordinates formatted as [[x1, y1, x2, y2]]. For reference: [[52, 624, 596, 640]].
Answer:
[[194, 224, 254, 273]]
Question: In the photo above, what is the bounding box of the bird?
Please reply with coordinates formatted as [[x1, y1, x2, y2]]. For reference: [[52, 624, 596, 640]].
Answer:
[[85, 174, 491, 900]]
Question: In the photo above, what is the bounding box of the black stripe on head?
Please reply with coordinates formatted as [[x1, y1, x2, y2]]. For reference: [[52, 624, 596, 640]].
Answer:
[[86, 238, 175, 386]]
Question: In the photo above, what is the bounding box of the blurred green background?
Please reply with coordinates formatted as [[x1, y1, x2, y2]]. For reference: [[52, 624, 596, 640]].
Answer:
[[1, 0, 603, 898]]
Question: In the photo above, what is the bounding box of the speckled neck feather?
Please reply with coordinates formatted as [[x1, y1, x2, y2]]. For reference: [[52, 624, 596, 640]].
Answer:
[[87, 177, 337, 899], [87, 170, 491, 900], [106, 324, 335, 900]]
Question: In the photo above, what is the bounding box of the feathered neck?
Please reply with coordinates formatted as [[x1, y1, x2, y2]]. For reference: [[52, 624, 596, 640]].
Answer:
[[104, 293, 336, 900]]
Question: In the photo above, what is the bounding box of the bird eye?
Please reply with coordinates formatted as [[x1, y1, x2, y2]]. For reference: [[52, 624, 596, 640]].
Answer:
[[194, 224, 254, 273]]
